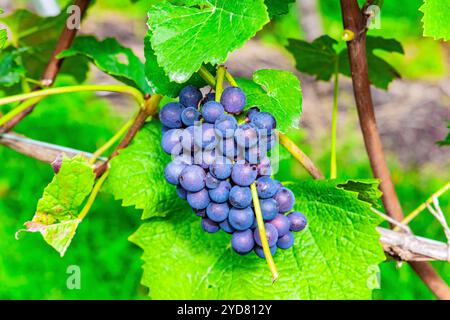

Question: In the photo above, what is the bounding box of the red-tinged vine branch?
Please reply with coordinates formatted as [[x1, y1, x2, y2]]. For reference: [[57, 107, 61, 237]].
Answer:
[[0, 0, 91, 133], [339, 0, 450, 300]]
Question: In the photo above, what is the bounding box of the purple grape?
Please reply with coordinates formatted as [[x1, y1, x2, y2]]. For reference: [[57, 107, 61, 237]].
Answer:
[[273, 187, 295, 213], [220, 87, 246, 114], [214, 114, 237, 138], [268, 214, 290, 237], [205, 172, 220, 189], [179, 165, 206, 192], [229, 186, 252, 209], [180, 126, 197, 152], [206, 202, 230, 222], [253, 223, 278, 247], [257, 156, 272, 176], [176, 184, 187, 200], [254, 245, 277, 259], [255, 176, 278, 199], [218, 137, 240, 159], [219, 219, 235, 233], [187, 188, 210, 210], [208, 180, 231, 203], [228, 207, 255, 231], [246, 107, 260, 121], [235, 123, 259, 148], [181, 107, 201, 126], [161, 129, 183, 155], [179, 85, 202, 108], [288, 211, 307, 232], [202, 101, 224, 123], [203, 92, 216, 104], [277, 232, 294, 249], [210, 157, 232, 179], [194, 149, 216, 169], [194, 123, 218, 150], [231, 162, 257, 186], [201, 218, 219, 233], [251, 112, 276, 132], [164, 159, 187, 185], [260, 198, 279, 221], [159, 102, 185, 128], [231, 230, 255, 255]]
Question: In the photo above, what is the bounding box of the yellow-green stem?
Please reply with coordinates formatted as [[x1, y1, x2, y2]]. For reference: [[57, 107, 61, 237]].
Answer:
[[0, 97, 44, 126], [78, 170, 110, 221], [330, 70, 339, 179], [225, 70, 238, 87], [198, 66, 217, 87], [0, 84, 145, 108], [250, 182, 279, 282], [89, 115, 136, 165], [398, 181, 450, 228], [215, 66, 226, 102]]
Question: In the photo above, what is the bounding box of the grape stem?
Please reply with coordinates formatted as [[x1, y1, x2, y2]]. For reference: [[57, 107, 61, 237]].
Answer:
[[77, 170, 110, 221], [198, 66, 217, 87], [330, 67, 340, 179], [250, 182, 279, 282], [0, 97, 44, 126], [225, 70, 238, 87], [215, 66, 226, 102]]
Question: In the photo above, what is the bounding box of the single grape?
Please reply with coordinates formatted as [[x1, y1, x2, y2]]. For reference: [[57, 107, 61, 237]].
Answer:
[[214, 114, 238, 138], [273, 187, 295, 213], [187, 188, 210, 210], [194, 149, 216, 169], [277, 232, 294, 249], [256, 176, 278, 199], [208, 180, 231, 203], [288, 211, 307, 232], [164, 159, 187, 185], [194, 123, 218, 150], [181, 107, 201, 127], [220, 87, 246, 114], [176, 184, 187, 200], [257, 156, 272, 176], [229, 186, 252, 209], [206, 202, 230, 222], [179, 85, 202, 108], [159, 102, 185, 128], [235, 123, 259, 148], [251, 112, 276, 132], [180, 126, 198, 152], [254, 245, 277, 259], [259, 134, 276, 151], [260, 198, 279, 221], [209, 157, 232, 179], [231, 230, 255, 255], [253, 223, 278, 247], [268, 214, 290, 237], [179, 165, 206, 192], [203, 92, 216, 104], [202, 101, 224, 123], [218, 137, 241, 160], [205, 172, 220, 189], [246, 107, 260, 122], [231, 162, 258, 186], [161, 129, 183, 155], [219, 219, 235, 233], [228, 207, 255, 231], [201, 218, 219, 233], [243, 145, 264, 164]]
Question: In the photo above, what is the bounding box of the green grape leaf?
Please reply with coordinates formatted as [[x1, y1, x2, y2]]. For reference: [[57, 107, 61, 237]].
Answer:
[[0, 9, 89, 84], [147, 0, 270, 83], [287, 35, 403, 90], [237, 69, 302, 132], [17, 155, 95, 256], [58, 36, 150, 94], [286, 35, 339, 81], [420, 0, 450, 41], [437, 123, 450, 146], [0, 48, 26, 86], [0, 29, 6, 49], [144, 32, 214, 97], [264, 0, 295, 17], [337, 179, 382, 208], [105, 121, 183, 219], [130, 179, 384, 299]]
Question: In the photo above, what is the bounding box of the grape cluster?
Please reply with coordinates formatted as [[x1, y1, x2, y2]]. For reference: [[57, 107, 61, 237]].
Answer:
[[160, 85, 307, 258]]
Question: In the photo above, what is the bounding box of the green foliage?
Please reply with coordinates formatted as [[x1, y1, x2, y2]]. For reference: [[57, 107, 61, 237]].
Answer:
[[287, 35, 404, 89], [264, 0, 295, 17], [0, 49, 26, 86], [337, 179, 382, 208], [105, 121, 183, 219], [237, 69, 302, 132], [146, 0, 269, 83], [420, 0, 450, 41], [130, 179, 384, 299], [18, 155, 95, 256], [58, 36, 150, 94], [437, 123, 450, 146]]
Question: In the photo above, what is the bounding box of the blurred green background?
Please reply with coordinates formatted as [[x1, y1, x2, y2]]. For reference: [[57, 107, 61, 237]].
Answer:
[[0, 0, 449, 299]]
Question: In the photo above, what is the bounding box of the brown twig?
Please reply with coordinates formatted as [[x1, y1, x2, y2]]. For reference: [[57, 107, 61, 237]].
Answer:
[[339, 0, 450, 300], [0, 0, 91, 133]]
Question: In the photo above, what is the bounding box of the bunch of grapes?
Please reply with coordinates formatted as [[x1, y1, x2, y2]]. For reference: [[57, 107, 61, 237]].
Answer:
[[160, 85, 307, 258]]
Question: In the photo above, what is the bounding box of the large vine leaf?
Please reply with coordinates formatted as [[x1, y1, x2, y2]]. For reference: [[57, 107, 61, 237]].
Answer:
[[105, 121, 183, 219], [17, 155, 95, 256], [287, 35, 404, 89], [419, 0, 450, 41], [130, 179, 384, 299], [58, 36, 150, 94], [147, 0, 270, 83], [264, 0, 295, 17], [237, 69, 302, 133]]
